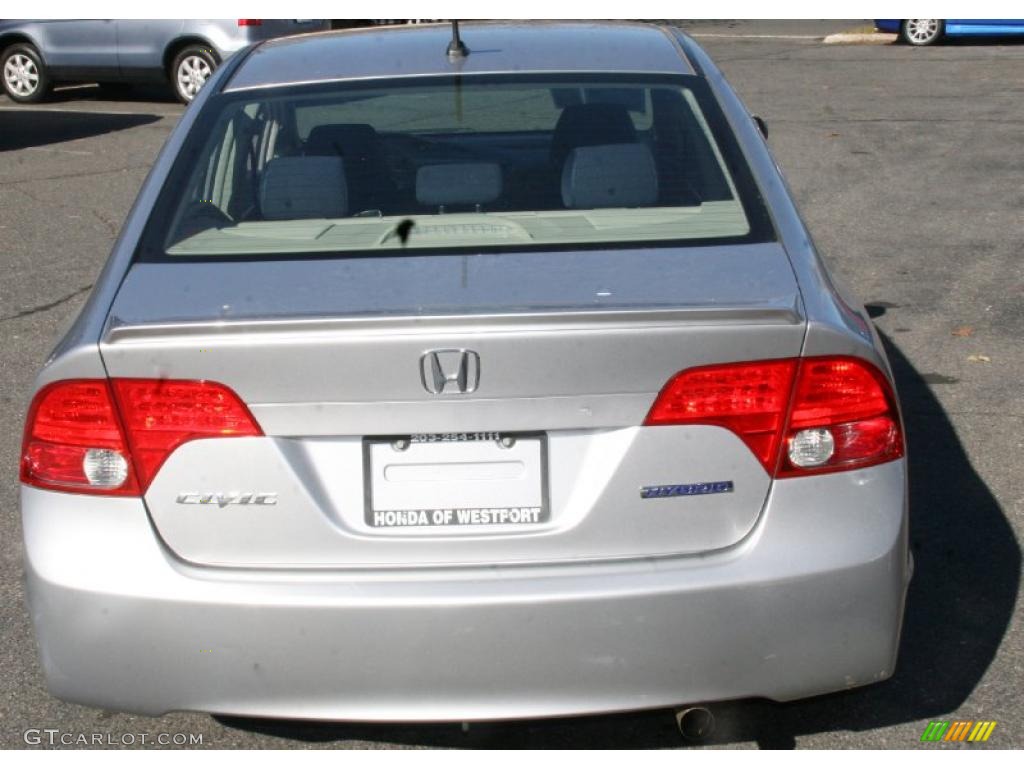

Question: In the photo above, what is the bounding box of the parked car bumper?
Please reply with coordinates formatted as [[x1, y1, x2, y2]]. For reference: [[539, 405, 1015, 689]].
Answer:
[[23, 460, 910, 720]]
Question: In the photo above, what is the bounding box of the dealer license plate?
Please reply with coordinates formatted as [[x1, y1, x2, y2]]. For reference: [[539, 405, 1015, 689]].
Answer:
[[365, 433, 548, 529]]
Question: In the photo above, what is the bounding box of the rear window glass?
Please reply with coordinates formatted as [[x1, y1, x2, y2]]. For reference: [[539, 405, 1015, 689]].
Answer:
[[144, 74, 773, 260]]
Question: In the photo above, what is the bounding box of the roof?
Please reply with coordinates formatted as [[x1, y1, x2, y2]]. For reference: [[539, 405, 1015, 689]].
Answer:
[[224, 21, 694, 92]]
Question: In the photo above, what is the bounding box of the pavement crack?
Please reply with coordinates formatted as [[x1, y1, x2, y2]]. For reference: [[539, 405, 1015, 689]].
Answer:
[[90, 208, 119, 236], [6, 185, 45, 205], [4, 187, 121, 236], [0, 285, 93, 323]]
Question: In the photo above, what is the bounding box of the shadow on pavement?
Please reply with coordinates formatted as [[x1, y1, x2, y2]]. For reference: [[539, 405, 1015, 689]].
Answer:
[[0, 108, 163, 152], [215, 328, 1020, 748]]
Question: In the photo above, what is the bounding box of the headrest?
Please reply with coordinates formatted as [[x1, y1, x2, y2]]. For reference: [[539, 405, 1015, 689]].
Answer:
[[550, 103, 638, 168], [416, 163, 502, 207], [259, 156, 348, 220], [561, 143, 659, 209]]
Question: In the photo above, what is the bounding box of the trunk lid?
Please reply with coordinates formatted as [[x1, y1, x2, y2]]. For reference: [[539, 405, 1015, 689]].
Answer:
[[101, 244, 805, 567]]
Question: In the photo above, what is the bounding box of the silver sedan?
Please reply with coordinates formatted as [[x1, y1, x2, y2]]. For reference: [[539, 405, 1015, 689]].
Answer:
[[19, 21, 910, 725]]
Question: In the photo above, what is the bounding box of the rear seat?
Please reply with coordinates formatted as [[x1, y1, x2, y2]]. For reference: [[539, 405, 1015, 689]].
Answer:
[[549, 103, 638, 170], [259, 156, 348, 220], [303, 123, 397, 214], [561, 143, 659, 209]]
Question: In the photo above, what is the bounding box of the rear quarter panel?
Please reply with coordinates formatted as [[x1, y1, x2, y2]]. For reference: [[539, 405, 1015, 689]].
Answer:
[[28, 45, 251, 388], [675, 31, 886, 369]]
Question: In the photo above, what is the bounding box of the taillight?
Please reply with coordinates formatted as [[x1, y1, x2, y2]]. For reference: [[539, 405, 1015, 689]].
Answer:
[[111, 379, 262, 490], [21, 380, 139, 495], [644, 356, 903, 477], [20, 379, 261, 496], [778, 357, 903, 476], [237, 19, 262, 26], [644, 360, 797, 474]]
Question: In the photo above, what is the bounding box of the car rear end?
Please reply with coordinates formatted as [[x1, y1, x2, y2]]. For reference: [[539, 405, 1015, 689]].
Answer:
[[20, 24, 911, 720]]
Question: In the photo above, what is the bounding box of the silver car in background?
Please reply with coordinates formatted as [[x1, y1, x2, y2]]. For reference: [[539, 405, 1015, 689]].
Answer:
[[0, 19, 328, 103], [20, 22, 911, 723]]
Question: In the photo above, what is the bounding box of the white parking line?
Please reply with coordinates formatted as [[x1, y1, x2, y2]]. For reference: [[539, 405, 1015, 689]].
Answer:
[[690, 33, 823, 40]]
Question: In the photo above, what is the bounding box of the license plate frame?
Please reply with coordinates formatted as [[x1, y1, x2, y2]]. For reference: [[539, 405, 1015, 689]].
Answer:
[[363, 432, 549, 530]]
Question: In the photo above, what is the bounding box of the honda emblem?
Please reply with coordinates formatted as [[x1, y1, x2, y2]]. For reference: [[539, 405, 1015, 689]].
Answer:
[[420, 349, 480, 395]]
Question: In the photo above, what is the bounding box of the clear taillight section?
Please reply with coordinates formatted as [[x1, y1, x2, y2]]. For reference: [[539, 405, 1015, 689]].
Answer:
[[20, 379, 261, 496], [645, 356, 903, 477]]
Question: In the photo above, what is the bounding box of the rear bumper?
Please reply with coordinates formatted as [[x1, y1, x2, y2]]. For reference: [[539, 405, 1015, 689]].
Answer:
[[22, 461, 910, 720]]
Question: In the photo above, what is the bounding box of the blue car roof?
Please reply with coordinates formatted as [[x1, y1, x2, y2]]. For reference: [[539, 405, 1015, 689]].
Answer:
[[224, 21, 695, 92]]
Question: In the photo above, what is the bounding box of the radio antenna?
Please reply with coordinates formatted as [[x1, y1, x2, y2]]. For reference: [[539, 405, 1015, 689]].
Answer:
[[446, 20, 469, 59]]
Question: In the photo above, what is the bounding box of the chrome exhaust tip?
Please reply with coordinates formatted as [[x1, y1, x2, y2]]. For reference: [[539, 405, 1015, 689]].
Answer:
[[675, 706, 716, 741]]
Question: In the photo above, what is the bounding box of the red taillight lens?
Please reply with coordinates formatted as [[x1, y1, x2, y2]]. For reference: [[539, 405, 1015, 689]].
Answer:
[[644, 356, 903, 477], [644, 359, 797, 474], [778, 357, 903, 476], [20, 379, 261, 496], [20, 380, 139, 495], [111, 379, 262, 491], [237, 19, 262, 26]]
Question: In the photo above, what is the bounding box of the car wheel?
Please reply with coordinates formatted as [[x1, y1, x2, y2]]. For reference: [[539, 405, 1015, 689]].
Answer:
[[900, 19, 944, 46], [1, 43, 51, 103], [171, 45, 218, 104]]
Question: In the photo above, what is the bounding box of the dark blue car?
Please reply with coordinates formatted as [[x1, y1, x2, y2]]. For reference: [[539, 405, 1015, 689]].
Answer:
[[876, 19, 1024, 45]]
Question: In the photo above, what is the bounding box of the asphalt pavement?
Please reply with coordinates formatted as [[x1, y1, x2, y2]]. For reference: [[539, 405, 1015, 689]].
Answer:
[[1, 20, 1022, 749]]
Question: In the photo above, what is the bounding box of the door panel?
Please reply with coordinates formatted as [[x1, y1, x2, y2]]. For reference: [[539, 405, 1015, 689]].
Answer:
[[116, 20, 184, 74], [36, 20, 117, 74], [946, 19, 1024, 36]]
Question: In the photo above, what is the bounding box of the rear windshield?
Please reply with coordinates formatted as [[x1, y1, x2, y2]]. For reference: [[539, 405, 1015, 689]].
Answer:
[[141, 74, 774, 260]]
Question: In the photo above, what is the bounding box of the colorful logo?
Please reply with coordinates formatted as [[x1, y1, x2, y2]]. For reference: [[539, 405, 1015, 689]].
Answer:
[[920, 721, 997, 743]]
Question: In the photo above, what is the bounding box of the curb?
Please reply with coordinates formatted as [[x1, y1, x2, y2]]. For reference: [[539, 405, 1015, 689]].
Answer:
[[823, 32, 898, 45]]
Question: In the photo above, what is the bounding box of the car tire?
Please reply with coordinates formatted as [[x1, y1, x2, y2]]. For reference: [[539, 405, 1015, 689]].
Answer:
[[900, 20, 944, 46], [1, 43, 51, 103], [171, 45, 218, 104]]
